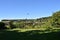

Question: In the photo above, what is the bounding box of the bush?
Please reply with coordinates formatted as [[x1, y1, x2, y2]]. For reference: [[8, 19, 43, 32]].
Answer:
[[9, 21, 16, 29], [0, 22, 6, 29], [51, 11, 60, 27]]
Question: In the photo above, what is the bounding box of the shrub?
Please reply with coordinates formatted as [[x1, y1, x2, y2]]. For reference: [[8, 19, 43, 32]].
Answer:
[[0, 22, 6, 29]]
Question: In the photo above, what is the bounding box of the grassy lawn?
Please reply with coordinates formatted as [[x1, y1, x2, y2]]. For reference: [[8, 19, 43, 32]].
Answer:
[[0, 28, 60, 40]]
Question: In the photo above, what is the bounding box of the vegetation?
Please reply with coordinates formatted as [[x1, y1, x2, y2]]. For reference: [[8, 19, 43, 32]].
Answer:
[[52, 11, 60, 27], [0, 11, 60, 40], [0, 29, 60, 40], [0, 22, 7, 29]]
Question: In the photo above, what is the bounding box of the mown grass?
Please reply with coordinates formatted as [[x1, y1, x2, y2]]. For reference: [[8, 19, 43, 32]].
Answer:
[[0, 28, 60, 40]]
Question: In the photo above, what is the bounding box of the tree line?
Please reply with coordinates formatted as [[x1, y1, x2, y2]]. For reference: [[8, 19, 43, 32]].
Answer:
[[0, 11, 60, 29]]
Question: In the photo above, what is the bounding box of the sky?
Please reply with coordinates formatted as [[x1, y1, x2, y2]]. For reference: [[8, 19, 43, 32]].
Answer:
[[0, 0, 60, 20]]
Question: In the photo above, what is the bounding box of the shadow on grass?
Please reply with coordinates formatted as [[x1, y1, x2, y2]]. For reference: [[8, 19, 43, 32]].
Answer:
[[0, 30, 60, 40]]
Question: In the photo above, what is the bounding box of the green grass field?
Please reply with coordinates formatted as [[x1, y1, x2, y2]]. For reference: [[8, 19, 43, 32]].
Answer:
[[0, 28, 60, 40]]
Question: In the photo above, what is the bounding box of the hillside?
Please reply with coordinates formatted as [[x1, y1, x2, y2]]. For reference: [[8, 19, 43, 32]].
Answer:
[[0, 11, 60, 29], [1, 16, 52, 29]]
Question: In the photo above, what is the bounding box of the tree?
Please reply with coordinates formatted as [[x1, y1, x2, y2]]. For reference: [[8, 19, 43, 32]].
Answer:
[[9, 21, 16, 29], [52, 11, 60, 27], [0, 22, 6, 29]]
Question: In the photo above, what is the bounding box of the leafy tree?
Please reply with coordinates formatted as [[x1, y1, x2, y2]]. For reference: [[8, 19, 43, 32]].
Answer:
[[0, 22, 6, 29], [13, 21, 25, 28], [52, 11, 60, 27], [9, 21, 16, 29]]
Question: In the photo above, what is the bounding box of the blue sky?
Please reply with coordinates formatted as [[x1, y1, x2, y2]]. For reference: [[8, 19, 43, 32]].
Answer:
[[0, 0, 60, 20]]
